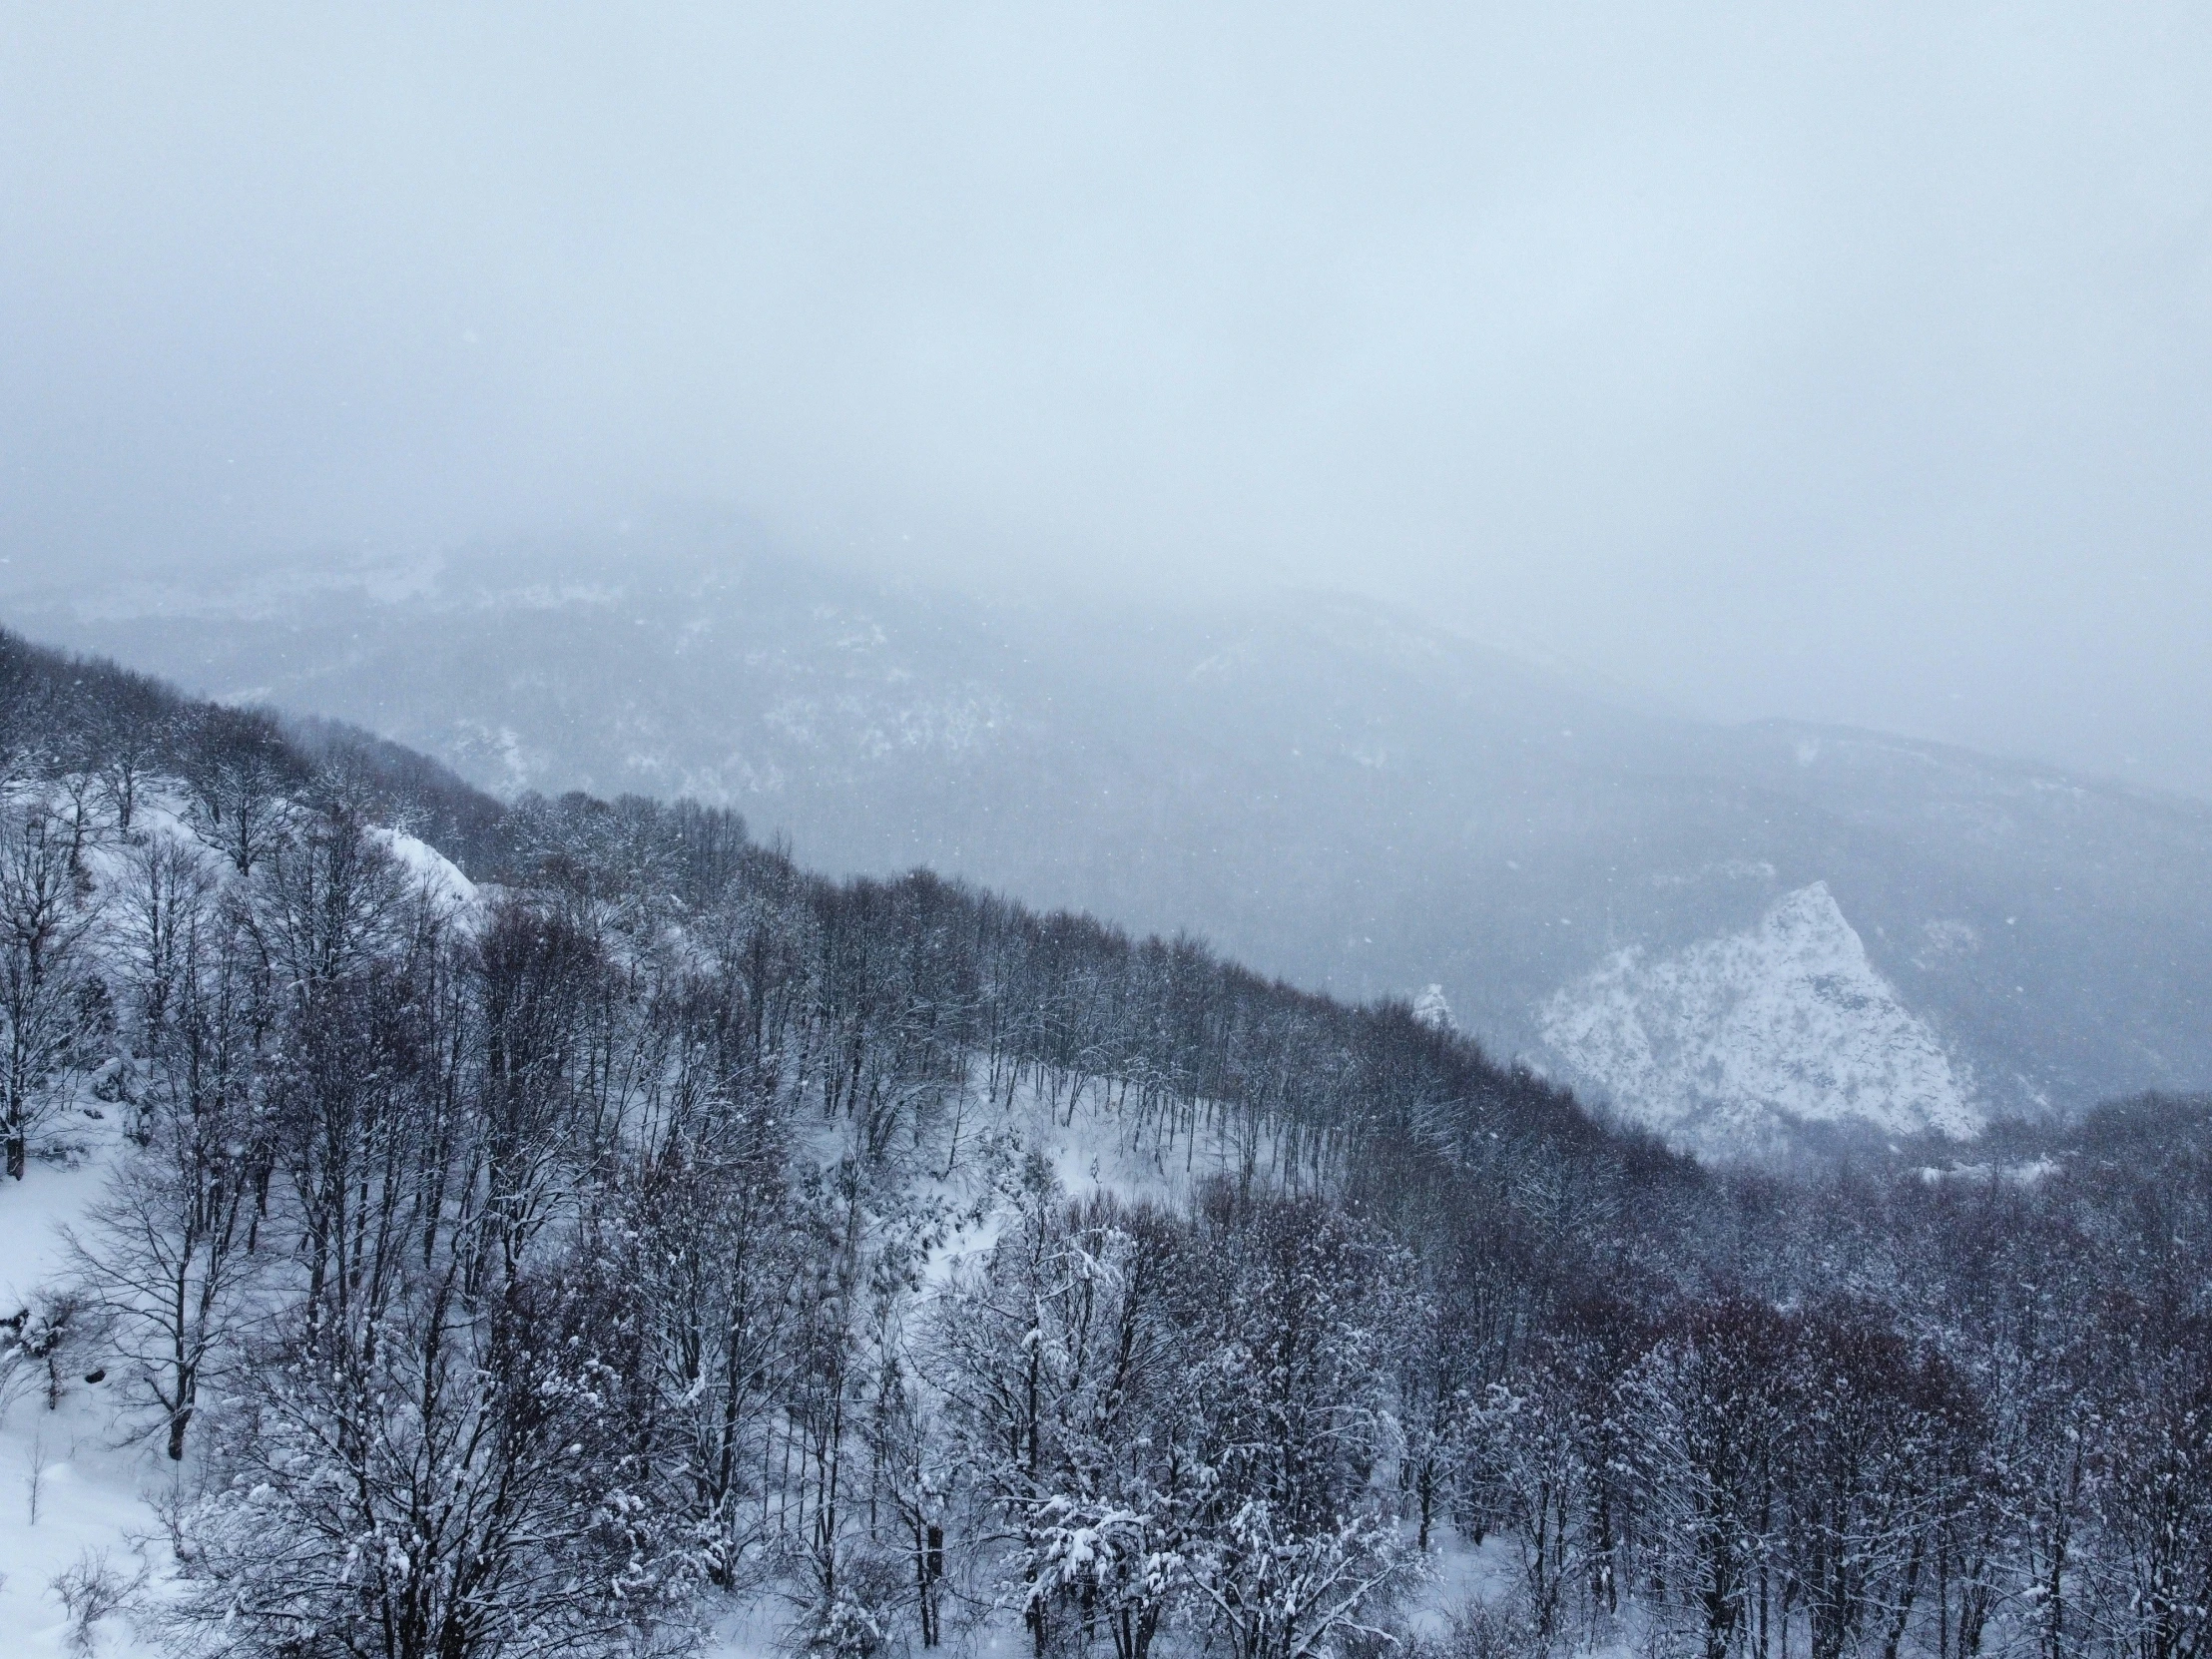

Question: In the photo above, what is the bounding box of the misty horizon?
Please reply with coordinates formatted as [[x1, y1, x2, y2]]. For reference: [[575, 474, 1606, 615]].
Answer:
[[9, 516, 2206, 812], [6, 4, 2211, 798]]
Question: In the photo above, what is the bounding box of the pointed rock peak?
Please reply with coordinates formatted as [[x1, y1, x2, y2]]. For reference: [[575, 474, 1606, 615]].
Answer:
[[1538, 881, 1982, 1155]]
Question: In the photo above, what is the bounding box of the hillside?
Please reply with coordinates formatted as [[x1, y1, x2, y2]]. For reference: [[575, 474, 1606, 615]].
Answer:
[[19, 536, 2209, 1152], [4, 623, 2212, 1659]]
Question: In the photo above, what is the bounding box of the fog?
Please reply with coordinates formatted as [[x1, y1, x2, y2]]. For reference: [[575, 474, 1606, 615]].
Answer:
[[5, 3, 2210, 796]]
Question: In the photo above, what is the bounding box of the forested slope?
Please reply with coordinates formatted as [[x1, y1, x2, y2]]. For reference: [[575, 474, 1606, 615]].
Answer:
[[1, 626, 2208, 1659], [28, 541, 2212, 1141]]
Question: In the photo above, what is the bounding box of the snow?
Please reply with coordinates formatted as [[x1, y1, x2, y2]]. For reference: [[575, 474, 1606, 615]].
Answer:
[[371, 824, 479, 911], [0, 1121, 173, 1658], [3, 1010, 1537, 1659], [1538, 881, 1983, 1155], [0, 790, 1524, 1658], [1412, 984, 1456, 1033], [1917, 1157, 2060, 1186], [0, 788, 470, 1659], [1400, 1527, 1520, 1640]]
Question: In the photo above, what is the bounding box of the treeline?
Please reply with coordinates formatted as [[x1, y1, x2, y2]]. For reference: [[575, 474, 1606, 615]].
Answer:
[[0, 626, 2208, 1659]]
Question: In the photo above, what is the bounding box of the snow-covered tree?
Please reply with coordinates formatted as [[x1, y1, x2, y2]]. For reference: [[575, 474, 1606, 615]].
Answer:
[[68, 870, 267, 1456], [0, 798, 102, 1178]]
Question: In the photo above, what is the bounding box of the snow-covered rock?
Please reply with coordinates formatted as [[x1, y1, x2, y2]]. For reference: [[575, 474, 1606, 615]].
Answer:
[[1538, 882, 1981, 1155]]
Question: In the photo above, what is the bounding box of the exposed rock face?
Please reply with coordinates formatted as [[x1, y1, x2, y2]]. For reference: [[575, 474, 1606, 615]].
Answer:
[[1540, 882, 1980, 1154]]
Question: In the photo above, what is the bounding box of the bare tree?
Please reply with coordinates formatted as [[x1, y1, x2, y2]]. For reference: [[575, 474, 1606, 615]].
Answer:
[[69, 877, 266, 1457], [187, 749, 291, 878], [170, 1254, 694, 1659], [0, 800, 101, 1178]]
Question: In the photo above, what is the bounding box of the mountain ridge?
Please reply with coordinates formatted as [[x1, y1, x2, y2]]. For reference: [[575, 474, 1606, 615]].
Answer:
[[15, 537, 2209, 1149]]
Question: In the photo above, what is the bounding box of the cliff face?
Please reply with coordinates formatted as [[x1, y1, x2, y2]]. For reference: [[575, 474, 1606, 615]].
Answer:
[[1541, 881, 1979, 1154]]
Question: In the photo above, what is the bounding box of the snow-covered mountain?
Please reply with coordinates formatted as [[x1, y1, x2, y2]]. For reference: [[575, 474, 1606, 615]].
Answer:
[[1541, 882, 1981, 1156], [18, 531, 2212, 1152]]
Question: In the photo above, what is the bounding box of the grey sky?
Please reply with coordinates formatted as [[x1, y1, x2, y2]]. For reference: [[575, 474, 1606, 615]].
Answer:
[[5, 4, 2210, 795]]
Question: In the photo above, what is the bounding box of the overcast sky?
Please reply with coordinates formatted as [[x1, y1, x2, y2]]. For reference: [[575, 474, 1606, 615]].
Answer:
[[4, 4, 2210, 795]]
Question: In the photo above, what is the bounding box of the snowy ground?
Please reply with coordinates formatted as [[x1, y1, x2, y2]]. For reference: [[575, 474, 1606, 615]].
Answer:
[[0, 1109, 176, 1659], [0, 788, 484, 1659], [0, 1018, 1489, 1659]]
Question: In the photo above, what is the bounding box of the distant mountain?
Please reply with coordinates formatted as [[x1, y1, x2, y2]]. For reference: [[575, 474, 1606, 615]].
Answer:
[[21, 533, 2212, 1154]]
